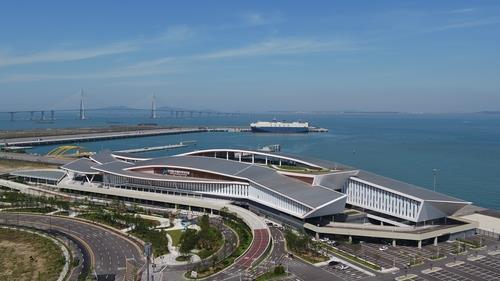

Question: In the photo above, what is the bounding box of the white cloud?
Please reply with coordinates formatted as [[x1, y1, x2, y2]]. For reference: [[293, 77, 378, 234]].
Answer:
[[447, 8, 476, 14], [125, 37, 357, 70], [196, 38, 357, 60], [425, 17, 500, 32], [0, 24, 194, 68], [0, 66, 178, 83], [160, 25, 194, 41], [0, 43, 137, 68], [0, 37, 357, 83], [127, 57, 177, 69], [242, 12, 283, 26]]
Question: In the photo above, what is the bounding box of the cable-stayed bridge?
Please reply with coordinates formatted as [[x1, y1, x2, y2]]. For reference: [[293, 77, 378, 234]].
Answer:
[[0, 91, 242, 121]]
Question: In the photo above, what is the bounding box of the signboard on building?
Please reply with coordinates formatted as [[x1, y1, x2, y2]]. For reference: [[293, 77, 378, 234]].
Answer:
[[167, 169, 190, 177]]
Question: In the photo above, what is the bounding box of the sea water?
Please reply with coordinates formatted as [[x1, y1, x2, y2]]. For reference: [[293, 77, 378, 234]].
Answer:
[[1, 112, 499, 210]]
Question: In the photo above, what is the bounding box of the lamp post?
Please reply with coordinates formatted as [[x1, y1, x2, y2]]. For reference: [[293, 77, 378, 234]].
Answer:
[[432, 169, 438, 192], [144, 242, 152, 281]]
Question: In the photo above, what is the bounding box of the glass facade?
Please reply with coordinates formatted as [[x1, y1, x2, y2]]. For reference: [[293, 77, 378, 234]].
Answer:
[[102, 173, 312, 217], [343, 178, 421, 221]]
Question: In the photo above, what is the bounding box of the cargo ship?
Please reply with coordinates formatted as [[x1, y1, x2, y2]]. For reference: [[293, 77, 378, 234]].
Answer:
[[250, 121, 309, 133]]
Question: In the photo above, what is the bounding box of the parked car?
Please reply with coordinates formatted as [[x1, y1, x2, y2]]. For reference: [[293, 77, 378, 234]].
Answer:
[[328, 261, 340, 266], [337, 264, 349, 270], [328, 240, 339, 246], [379, 245, 388, 251]]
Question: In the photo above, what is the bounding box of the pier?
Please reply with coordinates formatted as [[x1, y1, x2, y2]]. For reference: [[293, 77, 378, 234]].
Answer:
[[0, 126, 252, 148], [0, 127, 205, 147], [115, 141, 195, 153]]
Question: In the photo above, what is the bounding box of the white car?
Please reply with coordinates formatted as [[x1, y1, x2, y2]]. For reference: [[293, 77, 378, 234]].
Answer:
[[379, 245, 388, 251], [337, 264, 349, 270]]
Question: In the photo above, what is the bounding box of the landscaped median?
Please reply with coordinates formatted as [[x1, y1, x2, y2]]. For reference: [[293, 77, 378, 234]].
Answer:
[[77, 209, 168, 256], [254, 265, 288, 281], [457, 238, 486, 249], [284, 229, 329, 264], [322, 243, 382, 271], [4, 206, 58, 213], [184, 211, 253, 279]]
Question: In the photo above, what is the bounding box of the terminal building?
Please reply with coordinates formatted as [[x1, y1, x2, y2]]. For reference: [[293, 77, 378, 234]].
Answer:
[[55, 148, 471, 224], [6, 148, 477, 245]]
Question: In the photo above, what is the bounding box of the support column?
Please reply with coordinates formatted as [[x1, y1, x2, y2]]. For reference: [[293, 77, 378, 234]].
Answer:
[[348, 236, 353, 244], [392, 239, 397, 247], [418, 240, 422, 249], [252, 154, 255, 164], [226, 151, 229, 160], [434, 237, 438, 246], [238, 154, 241, 162], [265, 156, 268, 165]]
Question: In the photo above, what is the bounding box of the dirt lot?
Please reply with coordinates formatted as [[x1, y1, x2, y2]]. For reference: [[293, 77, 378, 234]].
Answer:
[[0, 228, 64, 281], [0, 158, 57, 174], [0, 124, 165, 139]]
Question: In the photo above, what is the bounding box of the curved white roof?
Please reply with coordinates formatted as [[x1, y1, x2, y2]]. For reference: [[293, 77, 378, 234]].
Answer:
[[94, 155, 346, 209]]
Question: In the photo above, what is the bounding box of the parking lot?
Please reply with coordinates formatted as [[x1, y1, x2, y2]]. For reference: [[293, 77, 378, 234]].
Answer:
[[320, 263, 370, 281], [335, 238, 493, 270], [319, 234, 500, 281], [452, 262, 500, 280], [470, 256, 500, 270], [424, 268, 472, 281]]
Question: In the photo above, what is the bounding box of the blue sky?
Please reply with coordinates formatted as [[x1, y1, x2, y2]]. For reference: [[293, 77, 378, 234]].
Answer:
[[0, 0, 499, 112]]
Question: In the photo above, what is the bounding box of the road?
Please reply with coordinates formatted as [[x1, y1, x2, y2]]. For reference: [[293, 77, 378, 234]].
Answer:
[[219, 226, 344, 281], [0, 213, 144, 281]]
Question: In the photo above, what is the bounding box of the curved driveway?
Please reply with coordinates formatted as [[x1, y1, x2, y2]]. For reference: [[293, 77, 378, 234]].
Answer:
[[0, 213, 144, 281]]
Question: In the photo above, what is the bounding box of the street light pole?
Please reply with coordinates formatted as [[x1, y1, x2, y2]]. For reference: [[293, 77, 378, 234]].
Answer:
[[144, 242, 152, 281], [432, 169, 438, 192]]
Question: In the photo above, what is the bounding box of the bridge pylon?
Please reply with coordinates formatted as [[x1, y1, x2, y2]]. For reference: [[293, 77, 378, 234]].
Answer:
[[79, 89, 86, 120], [150, 93, 157, 119]]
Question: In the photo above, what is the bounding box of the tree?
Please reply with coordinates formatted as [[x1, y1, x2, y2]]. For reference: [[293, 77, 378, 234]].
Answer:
[[199, 215, 210, 232], [274, 265, 285, 275], [57, 200, 70, 210], [180, 229, 198, 256]]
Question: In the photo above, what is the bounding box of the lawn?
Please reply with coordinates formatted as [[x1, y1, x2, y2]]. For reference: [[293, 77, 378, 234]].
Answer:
[[186, 216, 252, 279], [176, 255, 191, 262], [167, 229, 183, 246], [255, 270, 288, 281], [130, 228, 169, 256], [77, 212, 129, 229], [0, 228, 65, 281]]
